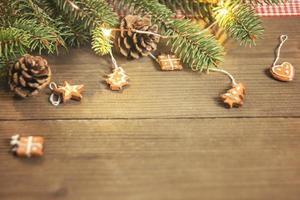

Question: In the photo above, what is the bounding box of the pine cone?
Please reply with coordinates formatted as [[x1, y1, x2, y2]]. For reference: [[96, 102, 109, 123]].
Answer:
[[117, 15, 160, 59], [8, 54, 51, 98]]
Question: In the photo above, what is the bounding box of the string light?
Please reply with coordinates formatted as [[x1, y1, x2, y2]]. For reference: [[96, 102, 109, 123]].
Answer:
[[101, 28, 113, 39], [217, 7, 229, 17]]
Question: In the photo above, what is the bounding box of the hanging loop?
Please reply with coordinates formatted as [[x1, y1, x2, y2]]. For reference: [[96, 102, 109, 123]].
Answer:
[[280, 35, 288, 43], [49, 93, 61, 106], [273, 34, 288, 67], [49, 82, 61, 106], [209, 68, 238, 86], [49, 82, 57, 90]]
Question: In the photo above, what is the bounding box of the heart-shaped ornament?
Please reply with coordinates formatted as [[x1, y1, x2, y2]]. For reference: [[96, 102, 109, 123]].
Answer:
[[270, 62, 295, 82]]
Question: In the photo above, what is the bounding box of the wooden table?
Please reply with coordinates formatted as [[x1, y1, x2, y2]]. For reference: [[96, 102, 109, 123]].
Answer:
[[0, 17, 299, 200]]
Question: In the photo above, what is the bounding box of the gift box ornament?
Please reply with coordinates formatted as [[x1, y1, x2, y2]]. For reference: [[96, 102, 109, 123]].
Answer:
[[10, 135, 44, 157], [158, 54, 183, 71]]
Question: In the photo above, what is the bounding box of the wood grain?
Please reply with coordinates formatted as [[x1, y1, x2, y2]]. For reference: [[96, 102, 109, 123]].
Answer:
[[0, 17, 300, 200], [0, 118, 300, 200], [0, 17, 299, 120]]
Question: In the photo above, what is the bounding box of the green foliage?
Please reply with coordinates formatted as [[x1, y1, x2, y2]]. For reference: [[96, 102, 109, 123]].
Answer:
[[112, 0, 224, 70], [51, 0, 119, 54], [0, 0, 119, 60], [166, 19, 224, 70], [0, 0, 279, 73], [91, 28, 113, 56], [56, 18, 90, 47], [53, 0, 118, 29], [158, 0, 214, 21], [214, 0, 264, 46], [12, 19, 66, 54], [0, 27, 29, 59]]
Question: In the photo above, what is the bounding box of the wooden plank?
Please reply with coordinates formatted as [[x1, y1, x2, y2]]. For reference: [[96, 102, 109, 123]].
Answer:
[[0, 17, 300, 120], [0, 118, 299, 200]]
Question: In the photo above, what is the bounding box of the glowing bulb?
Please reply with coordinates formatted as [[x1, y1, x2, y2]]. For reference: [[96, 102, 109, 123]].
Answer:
[[218, 7, 229, 16], [101, 28, 112, 38]]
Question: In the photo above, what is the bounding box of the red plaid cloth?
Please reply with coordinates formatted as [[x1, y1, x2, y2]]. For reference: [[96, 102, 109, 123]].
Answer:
[[256, 0, 300, 16]]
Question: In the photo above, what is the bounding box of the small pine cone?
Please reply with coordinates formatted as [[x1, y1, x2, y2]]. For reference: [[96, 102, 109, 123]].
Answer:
[[117, 15, 160, 59], [8, 54, 51, 98]]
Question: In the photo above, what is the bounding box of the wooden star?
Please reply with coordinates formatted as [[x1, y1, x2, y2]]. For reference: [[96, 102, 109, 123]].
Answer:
[[106, 67, 129, 91], [53, 81, 84, 103]]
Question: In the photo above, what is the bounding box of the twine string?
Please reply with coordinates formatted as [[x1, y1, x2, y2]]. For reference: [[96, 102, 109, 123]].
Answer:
[[273, 34, 288, 67], [109, 49, 119, 69], [49, 82, 61, 106], [209, 68, 238, 86]]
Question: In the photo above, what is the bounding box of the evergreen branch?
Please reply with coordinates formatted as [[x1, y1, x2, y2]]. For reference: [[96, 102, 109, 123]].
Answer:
[[0, 27, 30, 59], [53, 0, 119, 29], [16, 0, 55, 24], [110, 0, 224, 70], [0, 0, 18, 27], [91, 28, 113, 55], [214, 0, 263, 46], [12, 18, 66, 54], [158, 0, 214, 20], [38, 0, 90, 47], [165, 19, 224, 70], [56, 18, 90, 47]]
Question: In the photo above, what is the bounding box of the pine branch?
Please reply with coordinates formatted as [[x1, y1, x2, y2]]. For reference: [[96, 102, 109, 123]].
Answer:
[[37, 0, 91, 47], [16, 0, 55, 25], [0, 27, 30, 59], [111, 0, 224, 70], [53, 0, 119, 29], [12, 18, 66, 54], [53, 0, 119, 54], [0, 0, 18, 27], [91, 28, 113, 55], [165, 19, 224, 71], [158, 0, 214, 20], [56, 18, 90, 47], [214, 0, 263, 46]]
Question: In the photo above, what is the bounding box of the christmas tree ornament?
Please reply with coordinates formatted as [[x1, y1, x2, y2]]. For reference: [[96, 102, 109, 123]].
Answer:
[[157, 54, 183, 71], [270, 35, 295, 82], [8, 54, 51, 98], [105, 49, 129, 91], [49, 81, 84, 106], [10, 134, 44, 157], [117, 15, 160, 59], [210, 68, 245, 108], [221, 83, 245, 108], [106, 67, 129, 91]]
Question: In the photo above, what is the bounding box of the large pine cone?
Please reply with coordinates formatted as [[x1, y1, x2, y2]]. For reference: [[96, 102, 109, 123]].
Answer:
[[8, 54, 51, 98], [117, 15, 160, 59]]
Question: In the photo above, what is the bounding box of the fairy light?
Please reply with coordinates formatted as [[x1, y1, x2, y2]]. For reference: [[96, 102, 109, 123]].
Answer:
[[218, 7, 229, 17], [101, 27, 113, 39]]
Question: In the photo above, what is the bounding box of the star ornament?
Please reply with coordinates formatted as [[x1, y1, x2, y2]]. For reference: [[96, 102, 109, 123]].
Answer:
[[53, 81, 84, 103], [106, 67, 129, 91]]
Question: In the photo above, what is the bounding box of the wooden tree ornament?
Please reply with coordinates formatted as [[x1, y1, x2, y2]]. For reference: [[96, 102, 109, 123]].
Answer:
[[210, 68, 246, 108], [221, 83, 245, 108]]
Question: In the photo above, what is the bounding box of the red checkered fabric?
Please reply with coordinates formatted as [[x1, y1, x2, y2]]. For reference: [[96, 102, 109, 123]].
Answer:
[[256, 0, 300, 16]]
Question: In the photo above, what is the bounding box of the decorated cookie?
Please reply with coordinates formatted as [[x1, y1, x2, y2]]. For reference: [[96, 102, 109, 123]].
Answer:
[[270, 62, 295, 82]]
